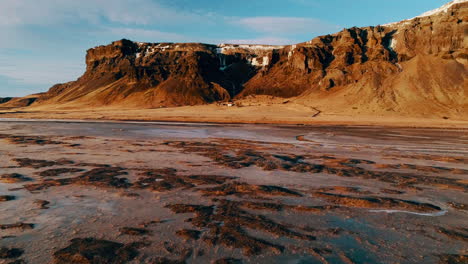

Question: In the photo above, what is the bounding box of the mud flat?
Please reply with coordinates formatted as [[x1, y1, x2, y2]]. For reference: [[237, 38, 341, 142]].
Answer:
[[0, 120, 467, 263]]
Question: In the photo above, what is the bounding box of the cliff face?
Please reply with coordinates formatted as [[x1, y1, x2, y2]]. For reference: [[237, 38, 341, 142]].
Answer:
[[30, 1, 468, 116], [39, 41, 282, 108], [242, 1, 467, 94]]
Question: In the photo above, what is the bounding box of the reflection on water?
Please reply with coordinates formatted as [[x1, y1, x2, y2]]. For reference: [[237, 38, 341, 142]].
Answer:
[[0, 119, 466, 155]]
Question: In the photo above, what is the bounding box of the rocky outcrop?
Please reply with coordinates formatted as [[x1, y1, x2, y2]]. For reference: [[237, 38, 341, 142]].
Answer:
[[239, 0, 467, 116], [17, 0, 468, 117], [0, 94, 41, 108], [37, 41, 282, 108], [0, 97, 13, 105], [241, 0, 467, 96]]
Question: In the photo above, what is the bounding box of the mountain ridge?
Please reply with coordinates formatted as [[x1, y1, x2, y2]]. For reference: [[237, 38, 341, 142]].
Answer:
[[3, 0, 467, 119]]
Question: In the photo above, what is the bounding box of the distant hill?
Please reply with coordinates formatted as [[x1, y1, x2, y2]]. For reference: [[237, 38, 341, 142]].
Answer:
[[0, 94, 42, 108]]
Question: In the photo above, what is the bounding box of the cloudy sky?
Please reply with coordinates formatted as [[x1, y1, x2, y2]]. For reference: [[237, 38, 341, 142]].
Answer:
[[0, 0, 452, 97]]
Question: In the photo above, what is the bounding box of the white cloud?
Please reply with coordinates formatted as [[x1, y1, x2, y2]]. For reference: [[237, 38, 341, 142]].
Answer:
[[0, 0, 341, 96], [234, 16, 339, 36], [0, 0, 208, 27], [106, 28, 188, 42]]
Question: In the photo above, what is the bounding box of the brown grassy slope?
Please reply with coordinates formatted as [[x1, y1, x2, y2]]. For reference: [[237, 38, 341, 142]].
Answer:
[[0, 94, 42, 108], [295, 56, 467, 118]]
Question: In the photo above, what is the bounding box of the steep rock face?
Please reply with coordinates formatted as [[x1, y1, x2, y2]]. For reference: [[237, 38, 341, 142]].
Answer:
[[237, 0, 467, 116], [241, 26, 399, 97], [241, 0, 467, 96], [38, 41, 282, 108]]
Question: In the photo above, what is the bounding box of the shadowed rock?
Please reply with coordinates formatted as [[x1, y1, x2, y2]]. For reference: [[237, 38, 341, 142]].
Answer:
[[176, 229, 201, 241], [24, 167, 130, 191], [213, 258, 243, 264], [313, 192, 442, 212], [438, 254, 467, 264], [119, 227, 150, 236], [0, 195, 15, 202], [36, 168, 85, 177], [0, 223, 34, 230], [0, 247, 24, 259], [34, 200, 51, 209], [0, 173, 32, 183], [53, 238, 139, 264], [166, 199, 316, 256], [13, 158, 74, 169]]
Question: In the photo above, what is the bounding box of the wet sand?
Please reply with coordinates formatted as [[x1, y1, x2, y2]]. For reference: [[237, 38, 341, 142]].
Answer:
[[0, 120, 467, 263]]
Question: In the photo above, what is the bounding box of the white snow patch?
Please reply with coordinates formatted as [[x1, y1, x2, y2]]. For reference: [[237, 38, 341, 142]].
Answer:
[[248, 56, 269, 67], [390, 38, 397, 50], [262, 56, 269, 67], [418, 0, 466, 17], [216, 43, 284, 54], [250, 58, 261, 67], [288, 45, 297, 60], [134, 44, 178, 58], [384, 0, 467, 26]]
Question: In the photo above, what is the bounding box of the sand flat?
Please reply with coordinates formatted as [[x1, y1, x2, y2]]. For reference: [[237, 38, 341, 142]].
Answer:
[[0, 120, 467, 263], [1, 99, 468, 129]]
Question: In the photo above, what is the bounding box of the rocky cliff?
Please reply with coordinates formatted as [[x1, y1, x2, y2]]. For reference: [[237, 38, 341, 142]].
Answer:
[[37, 41, 282, 108], [240, 0, 467, 116], [19, 0, 468, 116]]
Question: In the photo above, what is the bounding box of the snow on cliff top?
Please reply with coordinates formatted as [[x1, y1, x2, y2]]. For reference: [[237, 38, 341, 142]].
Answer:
[[384, 0, 467, 26], [215, 44, 285, 54], [418, 0, 467, 17]]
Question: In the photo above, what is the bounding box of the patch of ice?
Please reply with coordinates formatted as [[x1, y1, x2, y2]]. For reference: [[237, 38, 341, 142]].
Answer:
[[369, 209, 448, 217]]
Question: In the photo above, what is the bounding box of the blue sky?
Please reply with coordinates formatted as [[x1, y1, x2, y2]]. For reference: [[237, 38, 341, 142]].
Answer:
[[0, 0, 454, 97]]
